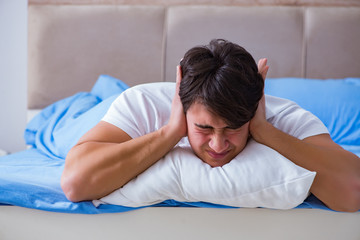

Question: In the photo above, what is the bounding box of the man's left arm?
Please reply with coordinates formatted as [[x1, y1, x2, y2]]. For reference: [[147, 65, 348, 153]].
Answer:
[[252, 59, 360, 212], [251, 119, 360, 212]]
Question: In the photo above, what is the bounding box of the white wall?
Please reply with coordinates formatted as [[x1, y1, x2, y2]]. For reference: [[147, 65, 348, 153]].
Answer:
[[0, 0, 28, 153]]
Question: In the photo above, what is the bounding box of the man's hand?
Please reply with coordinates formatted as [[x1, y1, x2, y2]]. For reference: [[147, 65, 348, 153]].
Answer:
[[62, 65, 188, 202], [249, 58, 270, 143], [258, 58, 269, 81], [167, 65, 187, 139], [248, 58, 360, 212]]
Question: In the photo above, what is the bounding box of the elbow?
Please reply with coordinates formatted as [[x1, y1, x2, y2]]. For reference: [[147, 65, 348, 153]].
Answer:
[[341, 155, 360, 212], [334, 197, 360, 213], [333, 198, 360, 213], [343, 175, 360, 212], [347, 204, 360, 213], [61, 145, 93, 202], [61, 173, 86, 203], [345, 182, 360, 212], [61, 160, 91, 202], [330, 178, 360, 213]]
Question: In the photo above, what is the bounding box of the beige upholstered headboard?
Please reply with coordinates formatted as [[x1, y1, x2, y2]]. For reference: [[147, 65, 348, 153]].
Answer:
[[28, 4, 360, 109]]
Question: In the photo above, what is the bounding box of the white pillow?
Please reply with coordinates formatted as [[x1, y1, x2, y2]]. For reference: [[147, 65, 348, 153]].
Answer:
[[93, 139, 315, 210]]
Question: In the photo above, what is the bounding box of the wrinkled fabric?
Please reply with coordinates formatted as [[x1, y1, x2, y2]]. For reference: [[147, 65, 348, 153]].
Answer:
[[0, 76, 359, 213]]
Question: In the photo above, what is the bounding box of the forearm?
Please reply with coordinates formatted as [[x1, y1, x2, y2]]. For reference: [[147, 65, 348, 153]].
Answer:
[[252, 122, 360, 212], [61, 125, 182, 202]]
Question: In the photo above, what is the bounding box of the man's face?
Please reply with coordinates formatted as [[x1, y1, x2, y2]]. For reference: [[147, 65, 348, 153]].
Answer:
[[186, 102, 250, 167]]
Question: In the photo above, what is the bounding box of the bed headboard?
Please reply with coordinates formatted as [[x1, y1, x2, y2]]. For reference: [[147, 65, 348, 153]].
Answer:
[[28, 4, 360, 109]]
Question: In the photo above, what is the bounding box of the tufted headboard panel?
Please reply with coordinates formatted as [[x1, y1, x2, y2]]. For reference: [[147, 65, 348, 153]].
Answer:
[[28, 5, 166, 108], [28, 5, 360, 109]]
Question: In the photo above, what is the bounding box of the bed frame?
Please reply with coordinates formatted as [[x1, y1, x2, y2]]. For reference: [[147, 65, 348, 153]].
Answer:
[[27, 3, 360, 109], [1, 1, 360, 239]]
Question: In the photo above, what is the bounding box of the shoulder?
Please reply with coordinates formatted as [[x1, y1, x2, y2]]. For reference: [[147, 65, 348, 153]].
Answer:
[[109, 82, 175, 108], [125, 82, 175, 98], [103, 82, 175, 138], [265, 95, 329, 139], [265, 95, 299, 120]]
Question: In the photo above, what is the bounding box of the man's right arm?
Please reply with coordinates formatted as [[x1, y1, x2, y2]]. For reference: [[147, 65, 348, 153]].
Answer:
[[61, 66, 186, 202]]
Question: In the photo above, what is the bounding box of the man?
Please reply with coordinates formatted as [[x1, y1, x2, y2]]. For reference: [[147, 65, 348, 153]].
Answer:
[[61, 39, 360, 212]]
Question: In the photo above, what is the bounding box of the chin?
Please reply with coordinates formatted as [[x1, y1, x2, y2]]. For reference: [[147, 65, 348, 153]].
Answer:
[[201, 156, 233, 168]]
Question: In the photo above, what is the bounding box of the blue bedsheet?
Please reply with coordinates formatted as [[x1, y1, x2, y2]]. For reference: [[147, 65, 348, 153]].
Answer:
[[0, 75, 359, 213]]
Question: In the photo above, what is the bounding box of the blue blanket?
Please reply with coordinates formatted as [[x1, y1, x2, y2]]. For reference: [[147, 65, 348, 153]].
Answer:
[[1, 75, 359, 213]]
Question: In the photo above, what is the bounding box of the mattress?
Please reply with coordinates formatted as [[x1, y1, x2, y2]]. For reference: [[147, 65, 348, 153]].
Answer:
[[1, 206, 359, 240]]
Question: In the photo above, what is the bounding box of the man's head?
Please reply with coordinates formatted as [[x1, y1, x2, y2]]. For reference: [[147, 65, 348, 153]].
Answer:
[[179, 39, 264, 167]]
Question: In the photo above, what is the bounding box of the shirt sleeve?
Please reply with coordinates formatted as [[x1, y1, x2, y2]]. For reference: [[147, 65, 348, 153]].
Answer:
[[266, 95, 329, 140], [101, 83, 173, 139]]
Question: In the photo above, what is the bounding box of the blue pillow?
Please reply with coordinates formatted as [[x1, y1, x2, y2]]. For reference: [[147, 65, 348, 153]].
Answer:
[[91, 75, 129, 101], [265, 78, 360, 146], [25, 75, 129, 159]]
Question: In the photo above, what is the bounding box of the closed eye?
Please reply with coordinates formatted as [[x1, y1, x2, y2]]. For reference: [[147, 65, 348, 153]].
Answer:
[[194, 123, 213, 129], [194, 123, 214, 134], [224, 126, 244, 135], [225, 126, 238, 130]]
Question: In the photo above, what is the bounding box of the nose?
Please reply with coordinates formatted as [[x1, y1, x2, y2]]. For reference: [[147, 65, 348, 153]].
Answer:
[[208, 133, 229, 153]]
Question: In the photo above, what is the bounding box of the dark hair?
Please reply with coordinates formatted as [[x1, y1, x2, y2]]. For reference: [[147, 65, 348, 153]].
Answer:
[[179, 39, 264, 128]]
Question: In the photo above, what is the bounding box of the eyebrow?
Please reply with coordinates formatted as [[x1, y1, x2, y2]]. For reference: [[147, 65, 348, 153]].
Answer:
[[195, 123, 240, 130], [194, 123, 213, 129]]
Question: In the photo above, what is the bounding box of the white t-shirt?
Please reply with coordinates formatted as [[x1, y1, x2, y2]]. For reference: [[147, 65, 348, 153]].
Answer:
[[102, 82, 329, 146]]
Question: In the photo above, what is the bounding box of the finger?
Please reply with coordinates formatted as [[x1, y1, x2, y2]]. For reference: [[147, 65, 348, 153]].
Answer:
[[257, 58, 267, 72], [176, 65, 182, 83], [257, 58, 264, 68], [261, 65, 269, 80], [258, 58, 269, 80], [175, 65, 182, 96]]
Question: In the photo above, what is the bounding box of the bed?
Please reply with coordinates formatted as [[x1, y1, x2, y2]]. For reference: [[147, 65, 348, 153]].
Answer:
[[1, 2, 360, 239]]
